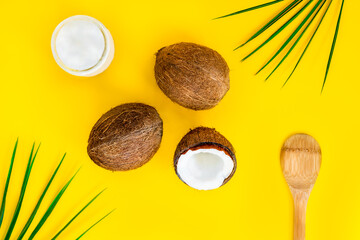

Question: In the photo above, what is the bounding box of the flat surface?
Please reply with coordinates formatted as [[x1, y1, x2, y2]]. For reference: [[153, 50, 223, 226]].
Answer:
[[0, 0, 359, 239]]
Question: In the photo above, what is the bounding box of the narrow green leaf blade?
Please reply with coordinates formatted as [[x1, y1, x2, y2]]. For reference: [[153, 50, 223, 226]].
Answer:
[[242, 0, 314, 61], [283, 0, 334, 87], [214, 0, 284, 20], [28, 169, 79, 240], [0, 139, 18, 228], [17, 153, 66, 240], [76, 209, 115, 240], [235, 0, 303, 50], [265, 0, 327, 81], [256, 0, 324, 75], [321, 0, 344, 92], [4, 143, 39, 240], [51, 189, 106, 240]]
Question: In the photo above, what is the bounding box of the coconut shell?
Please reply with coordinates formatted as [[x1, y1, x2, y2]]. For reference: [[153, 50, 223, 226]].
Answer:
[[174, 127, 236, 186], [87, 103, 163, 171], [155, 42, 230, 110]]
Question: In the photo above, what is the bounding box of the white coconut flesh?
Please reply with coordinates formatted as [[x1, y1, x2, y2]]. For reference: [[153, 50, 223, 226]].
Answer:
[[55, 19, 105, 71], [176, 148, 234, 190]]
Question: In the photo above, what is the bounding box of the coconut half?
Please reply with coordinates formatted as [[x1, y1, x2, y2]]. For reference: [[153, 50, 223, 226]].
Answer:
[[174, 127, 236, 190]]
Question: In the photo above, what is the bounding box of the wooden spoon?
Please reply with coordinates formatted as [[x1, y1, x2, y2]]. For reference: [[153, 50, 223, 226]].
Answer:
[[280, 134, 321, 240]]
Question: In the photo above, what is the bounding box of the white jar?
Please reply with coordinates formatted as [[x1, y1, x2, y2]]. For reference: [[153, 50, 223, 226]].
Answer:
[[51, 15, 115, 77]]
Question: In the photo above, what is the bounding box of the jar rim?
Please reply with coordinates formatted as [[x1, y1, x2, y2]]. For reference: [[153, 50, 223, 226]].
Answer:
[[51, 15, 113, 76]]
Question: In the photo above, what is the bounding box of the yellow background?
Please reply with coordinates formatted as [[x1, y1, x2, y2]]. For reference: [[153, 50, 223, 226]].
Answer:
[[0, 0, 359, 239]]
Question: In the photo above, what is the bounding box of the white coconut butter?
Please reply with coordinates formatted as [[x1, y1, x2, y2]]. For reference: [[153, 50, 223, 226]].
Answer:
[[51, 15, 114, 76], [176, 148, 234, 190]]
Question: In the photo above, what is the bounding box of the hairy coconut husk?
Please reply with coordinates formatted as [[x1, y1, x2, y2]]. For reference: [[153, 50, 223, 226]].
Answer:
[[87, 103, 163, 171], [174, 127, 236, 185], [155, 42, 230, 110]]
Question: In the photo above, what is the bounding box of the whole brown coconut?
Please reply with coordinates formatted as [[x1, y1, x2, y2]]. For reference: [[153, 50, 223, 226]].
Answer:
[[174, 127, 236, 190], [155, 42, 230, 110], [87, 103, 163, 171]]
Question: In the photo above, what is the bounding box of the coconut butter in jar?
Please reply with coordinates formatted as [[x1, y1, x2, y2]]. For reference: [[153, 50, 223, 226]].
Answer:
[[51, 15, 114, 77]]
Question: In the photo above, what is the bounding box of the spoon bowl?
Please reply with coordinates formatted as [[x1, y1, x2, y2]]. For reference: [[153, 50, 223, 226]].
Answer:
[[280, 133, 321, 240]]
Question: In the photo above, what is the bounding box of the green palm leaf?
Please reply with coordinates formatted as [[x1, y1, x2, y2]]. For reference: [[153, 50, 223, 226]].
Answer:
[[236, 0, 303, 50], [216, 0, 345, 91], [28, 169, 80, 240], [17, 153, 66, 240], [265, 0, 329, 81], [76, 209, 115, 240], [322, 0, 344, 92], [214, 0, 284, 20], [1, 141, 113, 239], [0, 139, 18, 228], [4, 143, 40, 240], [256, 0, 325, 75], [282, 0, 333, 86], [52, 189, 106, 239], [242, 0, 314, 61]]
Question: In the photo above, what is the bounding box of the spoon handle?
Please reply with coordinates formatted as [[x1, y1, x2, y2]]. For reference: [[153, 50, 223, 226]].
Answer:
[[293, 190, 310, 240]]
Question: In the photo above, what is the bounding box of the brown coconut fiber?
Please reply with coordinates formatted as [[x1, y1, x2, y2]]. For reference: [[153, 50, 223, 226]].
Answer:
[[87, 103, 163, 171], [174, 127, 236, 186], [155, 42, 230, 110]]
